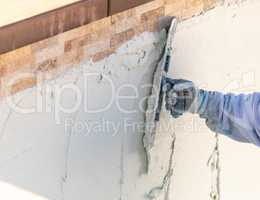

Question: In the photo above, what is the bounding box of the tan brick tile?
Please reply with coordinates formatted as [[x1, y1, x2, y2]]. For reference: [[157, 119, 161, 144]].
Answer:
[[58, 48, 84, 67], [11, 77, 36, 94], [64, 40, 73, 52], [136, 0, 164, 16], [165, 0, 218, 19], [63, 28, 111, 52], [83, 27, 112, 46], [111, 9, 139, 34], [84, 39, 111, 58], [31, 36, 58, 52], [110, 28, 135, 48], [111, 9, 136, 24], [92, 48, 116, 63], [182, 0, 204, 19], [84, 17, 112, 34], [64, 37, 85, 53], [164, 0, 176, 4], [80, 33, 98, 46], [141, 7, 165, 22], [165, 1, 185, 17], [34, 44, 64, 64], [0, 46, 33, 76], [203, 0, 219, 11], [59, 17, 111, 43], [58, 27, 86, 44], [135, 20, 161, 34], [35, 58, 58, 73], [2, 74, 37, 96]]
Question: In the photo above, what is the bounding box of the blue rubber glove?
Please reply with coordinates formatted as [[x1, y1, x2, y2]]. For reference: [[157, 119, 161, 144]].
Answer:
[[165, 78, 260, 147], [164, 78, 198, 118]]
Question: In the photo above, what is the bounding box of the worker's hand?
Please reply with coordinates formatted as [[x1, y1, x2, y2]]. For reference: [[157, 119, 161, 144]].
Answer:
[[164, 78, 197, 118]]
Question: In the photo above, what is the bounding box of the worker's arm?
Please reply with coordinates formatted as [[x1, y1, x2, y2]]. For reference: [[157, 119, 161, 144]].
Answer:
[[165, 78, 260, 147]]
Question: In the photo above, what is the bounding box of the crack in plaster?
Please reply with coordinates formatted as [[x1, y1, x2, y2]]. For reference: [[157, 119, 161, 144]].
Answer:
[[119, 132, 125, 200], [60, 75, 81, 200], [0, 147, 33, 169], [0, 98, 24, 141], [0, 108, 13, 141], [146, 137, 176, 200], [55, 30, 167, 199], [61, 113, 77, 200]]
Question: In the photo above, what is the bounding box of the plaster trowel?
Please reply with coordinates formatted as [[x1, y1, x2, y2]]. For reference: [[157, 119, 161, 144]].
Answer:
[[143, 17, 177, 172]]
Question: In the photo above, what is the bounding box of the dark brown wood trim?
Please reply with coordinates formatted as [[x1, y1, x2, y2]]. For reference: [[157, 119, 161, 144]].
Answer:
[[0, 0, 156, 55], [0, 0, 108, 54], [109, 0, 154, 15]]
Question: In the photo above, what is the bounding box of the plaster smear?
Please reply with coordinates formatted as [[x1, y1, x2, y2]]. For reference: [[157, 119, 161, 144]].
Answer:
[[166, 1, 260, 200], [0, 29, 175, 200]]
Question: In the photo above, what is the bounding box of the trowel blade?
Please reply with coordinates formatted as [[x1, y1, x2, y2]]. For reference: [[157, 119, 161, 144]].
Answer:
[[143, 17, 177, 153]]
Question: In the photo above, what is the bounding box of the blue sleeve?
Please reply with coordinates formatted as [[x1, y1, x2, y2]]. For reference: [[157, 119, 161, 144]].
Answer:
[[197, 90, 260, 147]]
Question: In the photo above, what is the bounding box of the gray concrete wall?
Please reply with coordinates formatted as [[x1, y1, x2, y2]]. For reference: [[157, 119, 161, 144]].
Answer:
[[0, 31, 174, 200]]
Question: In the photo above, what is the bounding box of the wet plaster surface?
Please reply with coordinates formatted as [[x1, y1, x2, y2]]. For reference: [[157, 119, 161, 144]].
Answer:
[[168, 1, 260, 200], [0, 30, 175, 200]]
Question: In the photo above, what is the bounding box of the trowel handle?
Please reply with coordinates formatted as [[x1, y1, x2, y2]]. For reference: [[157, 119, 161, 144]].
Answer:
[[162, 77, 172, 93], [155, 76, 171, 121]]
